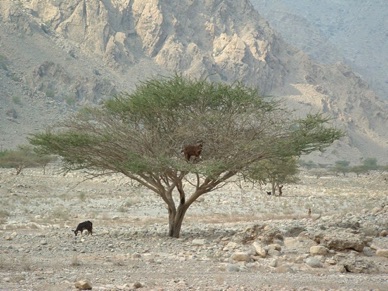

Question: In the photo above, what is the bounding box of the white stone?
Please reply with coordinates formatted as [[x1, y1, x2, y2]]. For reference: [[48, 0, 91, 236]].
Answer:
[[192, 239, 206, 246], [231, 251, 250, 262], [305, 257, 323, 268], [252, 242, 267, 258], [376, 249, 388, 258], [223, 241, 238, 251], [310, 245, 329, 255]]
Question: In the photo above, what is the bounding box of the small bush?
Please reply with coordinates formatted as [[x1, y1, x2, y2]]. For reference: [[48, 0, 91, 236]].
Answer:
[[71, 254, 81, 266], [78, 192, 86, 201], [49, 207, 70, 220], [0, 54, 8, 70], [45, 89, 55, 98], [12, 95, 22, 105], [0, 209, 10, 224], [65, 96, 76, 106], [0, 145, 55, 175]]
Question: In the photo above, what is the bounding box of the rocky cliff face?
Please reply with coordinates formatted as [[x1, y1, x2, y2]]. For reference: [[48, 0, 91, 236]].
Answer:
[[0, 0, 387, 163], [250, 0, 388, 101]]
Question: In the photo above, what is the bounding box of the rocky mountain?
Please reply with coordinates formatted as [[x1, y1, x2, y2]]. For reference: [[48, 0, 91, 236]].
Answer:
[[0, 0, 387, 164], [250, 0, 388, 100]]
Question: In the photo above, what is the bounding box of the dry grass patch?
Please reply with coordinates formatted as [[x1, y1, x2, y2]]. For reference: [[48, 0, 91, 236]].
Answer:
[[0, 209, 10, 224]]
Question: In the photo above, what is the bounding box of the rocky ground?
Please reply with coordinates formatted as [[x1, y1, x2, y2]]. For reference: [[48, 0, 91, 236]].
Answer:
[[0, 166, 388, 290]]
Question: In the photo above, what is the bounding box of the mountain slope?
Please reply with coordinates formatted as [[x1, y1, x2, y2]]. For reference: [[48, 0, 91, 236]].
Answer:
[[250, 0, 388, 100], [0, 0, 387, 164]]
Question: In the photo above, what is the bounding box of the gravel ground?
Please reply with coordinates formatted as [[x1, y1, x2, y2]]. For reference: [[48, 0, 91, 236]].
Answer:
[[0, 167, 387, 290]]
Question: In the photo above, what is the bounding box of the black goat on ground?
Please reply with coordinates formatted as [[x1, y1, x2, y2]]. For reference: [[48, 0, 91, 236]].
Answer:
[[73, 221, 93, 236]]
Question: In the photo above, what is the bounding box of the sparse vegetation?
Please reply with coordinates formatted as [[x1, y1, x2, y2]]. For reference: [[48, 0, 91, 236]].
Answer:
[[78, 191, 86, 201], [332, 160, 350, 176], [45, 89, 55, 98], [0, 209, 10, 224], [65, 95, 76, 106], [299, 160, 317, 169], [12, 95, 22, 105], [71, 254, 81, 266], [0, 145, 55, 175], [48, 206, 70, 220], [0, 54, 9, 70], [246, 156, 300, 195], [5, 108, 18, 119], [30, 75, 343, 238]]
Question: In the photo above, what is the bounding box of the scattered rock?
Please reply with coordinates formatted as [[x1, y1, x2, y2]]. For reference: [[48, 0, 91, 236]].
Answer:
[[5, 232, 17, 240], [258, 226, 284, 245], [252, 242, 267, 258], [192, 239, 206, 246], [132, 281, 143, 289], [310, 245, 329, 256], [380, 230, 388, 237], [275, 264, 295, 273], [339, 255, 379, 273], [75, 279, 92, 290], [376, 249, 388, 258], [231, 251, 250, 262], [226, 263, 240, 272], [311, 229, 367, 252], [223, 241, 238, 251], [305, 257, 323, 268]]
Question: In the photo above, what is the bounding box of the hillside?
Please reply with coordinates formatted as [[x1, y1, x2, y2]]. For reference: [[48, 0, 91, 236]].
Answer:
[[251, 0, 388, 100], [0, 0, 387, 164]]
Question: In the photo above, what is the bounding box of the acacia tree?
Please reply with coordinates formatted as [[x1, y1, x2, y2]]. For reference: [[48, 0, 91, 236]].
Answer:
[[29, 75, 343, 237], [247, 157, 300, 195], [0, 145, 54, 175]]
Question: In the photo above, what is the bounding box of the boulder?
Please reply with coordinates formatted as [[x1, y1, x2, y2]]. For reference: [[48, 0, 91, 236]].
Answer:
[[252, 242, 267, 258], [305, 257, 323, 268], [310, 245, 329, 256], [231, 251, 250, 262], [311, 229, 367, 252], [340, 257, 378, 274], [376, 249, 388, 258], [223, 241, 238, 251], [75, 279, 92, 290]]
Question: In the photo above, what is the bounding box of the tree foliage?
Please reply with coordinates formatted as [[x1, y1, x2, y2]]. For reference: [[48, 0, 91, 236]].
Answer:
[[361, 157, 378, 170], [332, 160, 350, 176], [0, 145, 55, 175], [244, 157, 300, 195], [29, 75, 343, 237]]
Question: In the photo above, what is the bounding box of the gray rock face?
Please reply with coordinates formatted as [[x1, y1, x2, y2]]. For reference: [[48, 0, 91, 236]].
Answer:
[[0, 0, 387, 162], [250, 0, 388, 103]]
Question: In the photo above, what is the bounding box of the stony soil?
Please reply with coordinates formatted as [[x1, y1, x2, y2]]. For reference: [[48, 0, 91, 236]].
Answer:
[[0, 166, 388, 290]]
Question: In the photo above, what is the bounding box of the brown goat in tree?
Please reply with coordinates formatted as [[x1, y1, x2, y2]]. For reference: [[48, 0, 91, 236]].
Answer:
[[181, 140, 203, 162]]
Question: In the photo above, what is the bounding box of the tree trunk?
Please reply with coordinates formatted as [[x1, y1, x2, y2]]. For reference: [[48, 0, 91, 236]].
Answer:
[[168, 204, 189, 238], [271, 181, 276, 196]]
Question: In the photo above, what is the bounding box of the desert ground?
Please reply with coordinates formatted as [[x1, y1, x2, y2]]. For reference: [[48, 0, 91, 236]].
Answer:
[[0, 165, 387, 290]]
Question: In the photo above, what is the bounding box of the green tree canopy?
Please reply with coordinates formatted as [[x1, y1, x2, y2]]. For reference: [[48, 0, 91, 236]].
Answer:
[[362, 157, 378, 170], [245, 156, 300, 195], [332, 160, 350, 176], [0, 145, 54, 175], [29, 75, 343, 237]]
